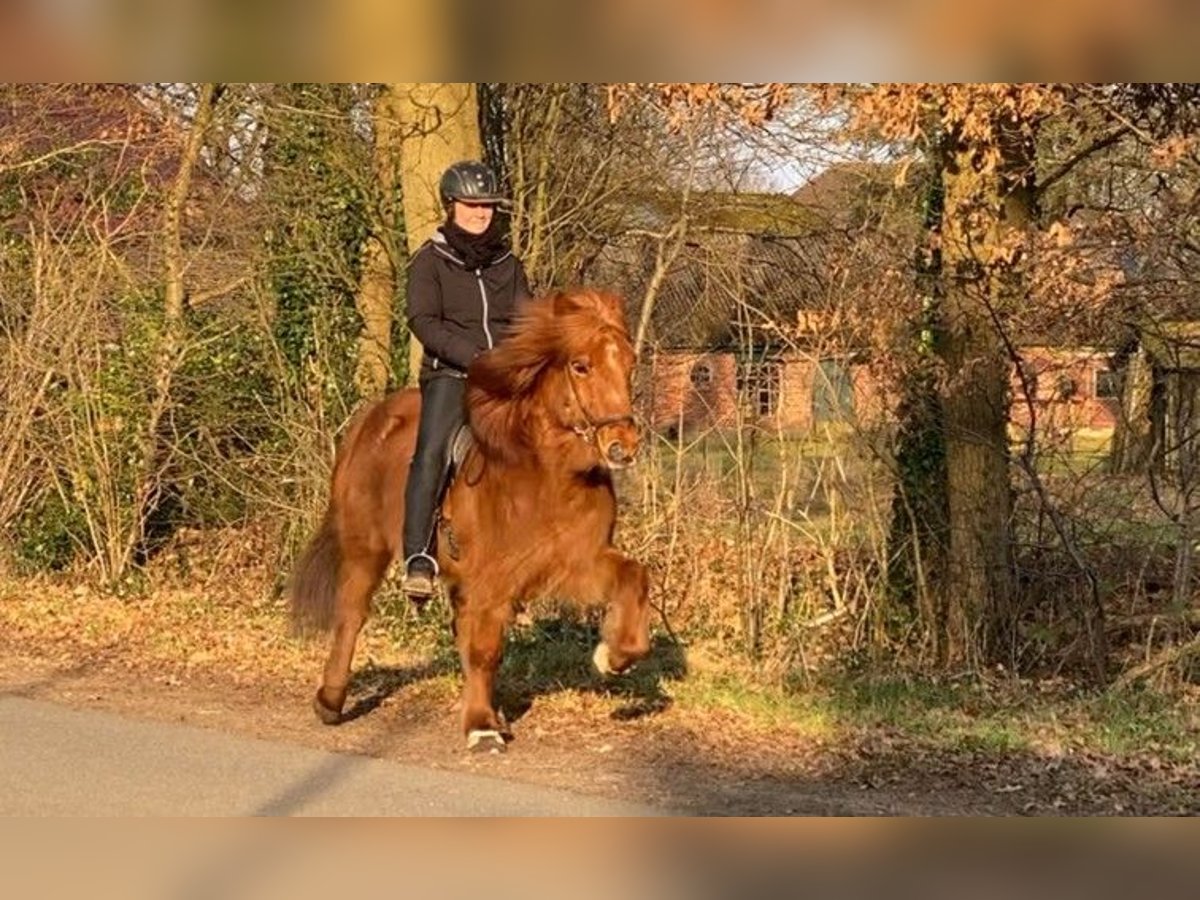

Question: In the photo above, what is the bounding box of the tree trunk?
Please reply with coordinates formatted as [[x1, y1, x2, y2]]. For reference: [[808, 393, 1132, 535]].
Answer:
[[354, 85, 403, 396], [936, 121, 1025, 667], [1110, 345, 1156, 474], [1165, 370, 1200, 611], [122, 83, 218, 581], [513, 84, 565, 280], [163, 83, 218, 334], [395, 83, 483, 385]]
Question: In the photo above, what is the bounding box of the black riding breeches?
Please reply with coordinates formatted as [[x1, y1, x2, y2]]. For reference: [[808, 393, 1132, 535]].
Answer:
[[403, 375, 467, 560]]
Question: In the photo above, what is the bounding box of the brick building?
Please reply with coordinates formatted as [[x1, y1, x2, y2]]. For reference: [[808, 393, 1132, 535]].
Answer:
[[593, 171, 903, 436], [1010, 346, 1120, 434], [597, 166, 1122, 438]]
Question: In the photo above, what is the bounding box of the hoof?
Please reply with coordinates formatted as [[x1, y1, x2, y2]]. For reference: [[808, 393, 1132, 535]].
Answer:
[[593, 642, 614, 676], [313, 690, 343, 726], [593, 642, 623, 677], [466, 729, 507, 754]]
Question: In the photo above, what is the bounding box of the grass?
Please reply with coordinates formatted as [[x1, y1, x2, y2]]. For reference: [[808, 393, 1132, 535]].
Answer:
[[660, 653, 1199, 762], [667, 667, 1030, 752], [1085, 687, 1200, 759], [810, 672, 1198, 761], [669, 671, 837, 736], [816, 674, 1036, 753]]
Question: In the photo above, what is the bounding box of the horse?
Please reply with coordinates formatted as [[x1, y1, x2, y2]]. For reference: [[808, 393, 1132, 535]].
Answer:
[[288, 288, 651, 752]]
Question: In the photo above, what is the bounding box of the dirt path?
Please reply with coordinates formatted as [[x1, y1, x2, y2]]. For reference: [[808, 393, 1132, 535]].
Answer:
[[1, 581, 1196, 816], [2, 643, 1195, 816]]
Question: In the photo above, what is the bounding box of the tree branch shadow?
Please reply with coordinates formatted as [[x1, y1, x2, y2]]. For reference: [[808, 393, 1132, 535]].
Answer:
[[339, 658, 456, 723], [495, 619, 687, 727], [338, 618, 687, 729]]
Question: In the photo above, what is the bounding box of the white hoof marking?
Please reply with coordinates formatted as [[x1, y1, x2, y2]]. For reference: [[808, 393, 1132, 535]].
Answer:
[[593, 643, 616, 676], [467, 729, 506, 752]]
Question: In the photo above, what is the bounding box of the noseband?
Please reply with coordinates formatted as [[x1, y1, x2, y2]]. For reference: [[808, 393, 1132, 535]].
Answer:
[[566, 367, 637, 447]]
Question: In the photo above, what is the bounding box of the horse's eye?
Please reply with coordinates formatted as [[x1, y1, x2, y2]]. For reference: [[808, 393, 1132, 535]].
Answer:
[[570, 359, 590, 376]]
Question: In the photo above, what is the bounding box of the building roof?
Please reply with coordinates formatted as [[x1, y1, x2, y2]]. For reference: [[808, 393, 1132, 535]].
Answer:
[[595, 230, 834, 351], [595, 163, 920, 352]]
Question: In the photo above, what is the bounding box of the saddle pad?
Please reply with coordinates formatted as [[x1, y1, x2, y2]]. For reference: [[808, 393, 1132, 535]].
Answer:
[[449, 424, 475, 471]]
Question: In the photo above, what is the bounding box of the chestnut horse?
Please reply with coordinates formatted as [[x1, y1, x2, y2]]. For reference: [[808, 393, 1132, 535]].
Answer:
[[289, 288, 651, 752]]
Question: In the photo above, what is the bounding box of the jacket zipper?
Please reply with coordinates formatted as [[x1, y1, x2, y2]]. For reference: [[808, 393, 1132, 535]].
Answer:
[[476, 268, 493, 349]]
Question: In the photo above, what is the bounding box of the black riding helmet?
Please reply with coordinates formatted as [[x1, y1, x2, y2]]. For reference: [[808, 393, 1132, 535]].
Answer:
[[439, 160, 507, 206]]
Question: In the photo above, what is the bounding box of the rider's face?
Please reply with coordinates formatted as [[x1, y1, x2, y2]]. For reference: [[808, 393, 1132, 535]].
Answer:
[[453, 200, 496, 236]]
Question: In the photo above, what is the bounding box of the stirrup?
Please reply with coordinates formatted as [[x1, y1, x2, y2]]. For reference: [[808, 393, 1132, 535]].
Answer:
[[403, 552, 439, 577], [400, 552, 440, 600]]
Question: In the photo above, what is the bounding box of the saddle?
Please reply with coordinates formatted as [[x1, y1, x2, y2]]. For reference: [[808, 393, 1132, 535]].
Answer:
[[436, 425, 476, 562]]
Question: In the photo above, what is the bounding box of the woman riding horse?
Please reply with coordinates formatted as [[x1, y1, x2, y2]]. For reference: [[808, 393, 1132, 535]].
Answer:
[[290, 287, 651, 752], [401, 160, 532, 604]]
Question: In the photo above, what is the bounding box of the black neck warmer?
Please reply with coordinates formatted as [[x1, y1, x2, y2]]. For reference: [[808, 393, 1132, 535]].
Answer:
[[442, 216, 508, 270]]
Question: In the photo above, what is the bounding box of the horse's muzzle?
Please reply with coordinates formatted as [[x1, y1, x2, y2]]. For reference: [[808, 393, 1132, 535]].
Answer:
[[601, 422, 640, 469], [605, 440, 634, 468]]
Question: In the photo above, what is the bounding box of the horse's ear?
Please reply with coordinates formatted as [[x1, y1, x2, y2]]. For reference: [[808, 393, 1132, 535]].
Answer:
[[552, 290, 584, 316], [599, 291, 626, 319], [580, 289, 628, 332], [554, 289, 627, 329]]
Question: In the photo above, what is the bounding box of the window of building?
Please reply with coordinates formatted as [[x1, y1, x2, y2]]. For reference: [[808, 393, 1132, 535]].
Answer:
[[1095, 368, 1121, 399], [814, 359, 854, 422], [737, 359, 781, 418]]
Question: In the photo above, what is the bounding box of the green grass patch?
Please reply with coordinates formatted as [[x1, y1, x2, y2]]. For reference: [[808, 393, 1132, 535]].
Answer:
[[813, 673, 1200, 760], [1082, 687, 1200, 761], [816, 674, 1034, 753], [668, 671, 836, 736], [669, 664, 1198, 761]]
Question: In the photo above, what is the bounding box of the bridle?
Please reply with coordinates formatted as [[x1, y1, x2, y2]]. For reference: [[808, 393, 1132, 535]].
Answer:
[[565, 366, 637, 447]]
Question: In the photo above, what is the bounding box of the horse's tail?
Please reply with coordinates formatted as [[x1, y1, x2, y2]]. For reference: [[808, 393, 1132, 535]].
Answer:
[[288, 511, 342, 633], [289, 400, 379, 633]]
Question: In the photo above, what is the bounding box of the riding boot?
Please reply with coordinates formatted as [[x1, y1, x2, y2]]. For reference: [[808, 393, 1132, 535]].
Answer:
[[401, 375, 466, 604]]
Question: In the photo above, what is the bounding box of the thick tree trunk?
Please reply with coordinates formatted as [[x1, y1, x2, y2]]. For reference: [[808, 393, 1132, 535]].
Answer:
[[1165, 370, 1200, 611], [939, 333, 1013, 666], [936, 123, 1024, 667], [508, 84, 565, 280], [354, 85, 403, 396], [1110, 346, 1156, 474], [395, 83, 483, 385]]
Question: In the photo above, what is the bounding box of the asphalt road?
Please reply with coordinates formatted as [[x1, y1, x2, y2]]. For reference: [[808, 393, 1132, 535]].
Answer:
[[0, 695, 663, 816]]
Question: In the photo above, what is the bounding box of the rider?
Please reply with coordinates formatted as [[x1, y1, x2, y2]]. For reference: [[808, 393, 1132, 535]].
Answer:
[[400, 160, 532, 604]]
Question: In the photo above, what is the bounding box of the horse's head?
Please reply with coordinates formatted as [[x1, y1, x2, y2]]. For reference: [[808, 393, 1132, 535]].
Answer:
[[467, 289, 640, 470], [550, 290, 640, 469]]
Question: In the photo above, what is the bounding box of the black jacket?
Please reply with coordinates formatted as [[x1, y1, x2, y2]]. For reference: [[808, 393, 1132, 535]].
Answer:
[[406, 230, 532, 381]]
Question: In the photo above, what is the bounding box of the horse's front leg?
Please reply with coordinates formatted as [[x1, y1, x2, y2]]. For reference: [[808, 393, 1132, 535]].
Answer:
[[593, 549, 652, 676], [455, 597, 510, 753]]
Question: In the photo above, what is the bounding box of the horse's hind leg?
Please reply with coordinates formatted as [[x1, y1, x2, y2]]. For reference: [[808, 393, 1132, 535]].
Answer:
[[314, 554, 384, 724], [455, 600, 510, 752], [593, 550, 652, 676]]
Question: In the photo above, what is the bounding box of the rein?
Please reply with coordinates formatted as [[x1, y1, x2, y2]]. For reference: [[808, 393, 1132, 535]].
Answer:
[[566, 368, 636, 446]]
